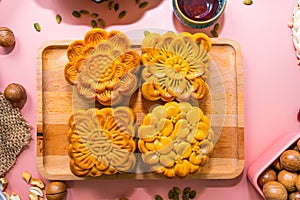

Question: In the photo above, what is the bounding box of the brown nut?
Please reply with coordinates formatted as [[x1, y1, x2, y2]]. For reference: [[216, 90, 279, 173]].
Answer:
[[297, 139, 300, 152], [263, 181, 288, 200], [272, 158, 283, 171], [296, 175, 300, 191], [279, 150, 300, 172], [289, 191, 300, 200], [0, 27, 15, 47], [4, 83, 27, 109], [45, 181, 67, 200], [258, 168, 277, 188], [277, 170, 298, 192]]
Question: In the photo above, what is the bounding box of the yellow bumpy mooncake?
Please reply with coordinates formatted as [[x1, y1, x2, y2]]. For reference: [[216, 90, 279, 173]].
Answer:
[[64, 28, 140, 106], [141, 31, 211, 102], [138, 101, 214, 177], [68, 106, 136, 177]]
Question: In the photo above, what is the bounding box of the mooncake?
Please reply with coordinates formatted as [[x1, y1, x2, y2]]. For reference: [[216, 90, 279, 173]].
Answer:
[[64, 29, 140, 106], [141, 31, 211, 102], [138, 101, 214, 177], [68, 106, 136, 177]]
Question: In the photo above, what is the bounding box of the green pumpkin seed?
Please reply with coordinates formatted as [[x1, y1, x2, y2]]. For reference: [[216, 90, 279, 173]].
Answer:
[[168, 190, 174, 199], [188, 190, 196, 199], [118, 10, 126, 19], [34, 23, 41, 32], [114, 3, 119, 11], [91, 13, 99, 18], [108, 1, 114, 10], [72, 11, 81, 18], [183, 187, 191, 195], [154, 195, 163, 200], [173, 187, 181, 195], [139, 1, 149, 8], [79, 9, 89, 14], [136, 0, 141, 4], [173, 194, 179, 200], [214, 23, 220, 32], [182, 195, 189, 200], [56, 14, 62, 24], [91, 20, 97, 28], [98, 18, 105, 27], [210, 30, 218, 37], [243, 0, 253, 5]]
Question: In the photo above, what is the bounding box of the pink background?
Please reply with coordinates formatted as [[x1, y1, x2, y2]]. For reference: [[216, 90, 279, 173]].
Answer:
[[1, 0, 300, 199]]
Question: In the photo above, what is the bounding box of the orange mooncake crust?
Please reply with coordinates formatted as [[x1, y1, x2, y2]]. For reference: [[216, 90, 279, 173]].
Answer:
[[68, 106, 137, 177], [64, 28, 140, 106]]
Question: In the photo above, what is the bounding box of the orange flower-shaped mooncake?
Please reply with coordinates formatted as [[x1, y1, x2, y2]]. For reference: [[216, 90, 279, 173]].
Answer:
[[64, 28, 140, 106], [141, 31, 211, 102], [138, 101, 214, 177], [68, 106, 136, 177]]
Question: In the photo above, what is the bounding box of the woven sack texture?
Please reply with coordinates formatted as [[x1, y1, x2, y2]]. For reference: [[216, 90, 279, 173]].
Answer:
[[0, 92, 31, 176]]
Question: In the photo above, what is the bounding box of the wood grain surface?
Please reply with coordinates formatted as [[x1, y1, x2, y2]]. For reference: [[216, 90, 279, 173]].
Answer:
[[36, 38, 244, 180]]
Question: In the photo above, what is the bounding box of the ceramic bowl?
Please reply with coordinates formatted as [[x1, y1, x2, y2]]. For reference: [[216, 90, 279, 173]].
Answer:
[[247, 132, 300, 199], [172, 0, 226, 28], [92, 0, 104, 3]]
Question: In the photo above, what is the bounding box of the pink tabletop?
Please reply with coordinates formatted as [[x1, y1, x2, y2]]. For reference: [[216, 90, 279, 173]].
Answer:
[[1, 0, 300, 199]]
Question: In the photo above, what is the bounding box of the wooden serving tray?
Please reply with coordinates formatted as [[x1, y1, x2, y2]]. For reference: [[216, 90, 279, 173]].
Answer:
[[36, 38, 244, 180]]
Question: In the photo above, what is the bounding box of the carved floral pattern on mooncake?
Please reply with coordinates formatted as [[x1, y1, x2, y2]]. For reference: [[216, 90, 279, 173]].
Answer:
[[64, 28, 140, 106], [68, 106, 136, 177], [141, 31, 212, 102], [138, 101, 214, 177]]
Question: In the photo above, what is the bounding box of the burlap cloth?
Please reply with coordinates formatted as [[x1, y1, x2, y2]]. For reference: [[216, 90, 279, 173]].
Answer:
[[0, 92, 31, 176]]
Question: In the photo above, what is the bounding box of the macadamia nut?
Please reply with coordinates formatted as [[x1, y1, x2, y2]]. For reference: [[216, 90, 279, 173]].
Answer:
[[45, 181, 67, 200]]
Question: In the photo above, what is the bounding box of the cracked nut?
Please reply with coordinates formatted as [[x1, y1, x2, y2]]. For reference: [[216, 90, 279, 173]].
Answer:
[[29, 186, 43, 197], [10, 192, 21, 200], [30, 178, 45, 189], [0, 177, 8, 191], [46, 181, 67, 200], [29, 192, 38, 200], [22, 171, 31, 183]]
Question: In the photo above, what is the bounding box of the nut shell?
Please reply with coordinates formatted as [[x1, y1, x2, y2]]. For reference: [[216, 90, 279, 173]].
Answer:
[[4, 83, 27, 109], [45, 181, 67, 200], [289, 191, 300, 200], [280, 150, 300, 172], [297, 139, 300, 151], [272, 159, 283, 171], [0, 27, 15, 47], [258, 168, 277, 188], [296, 175, 300, 191], [263, 181, 288, 200], [277, 170, 298, 192]]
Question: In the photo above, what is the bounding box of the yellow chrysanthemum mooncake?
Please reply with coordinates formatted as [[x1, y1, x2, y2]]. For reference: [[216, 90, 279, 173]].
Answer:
[[138, 101, 214, 178], [64, 28, 141, 106], [68, 106, 136, 177], [141, 31, 212, 102]]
